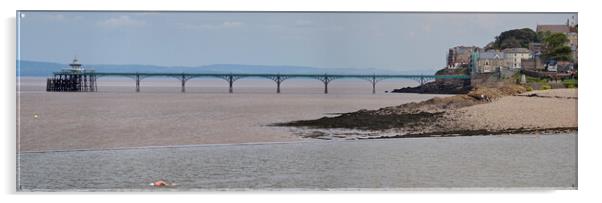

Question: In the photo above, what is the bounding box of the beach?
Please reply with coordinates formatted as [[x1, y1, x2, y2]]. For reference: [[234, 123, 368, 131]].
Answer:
[[279, 86, 577, 139], [447, 88, 577, 131]]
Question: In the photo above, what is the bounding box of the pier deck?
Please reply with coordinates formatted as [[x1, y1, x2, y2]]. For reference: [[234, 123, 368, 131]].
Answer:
[[48, 72, 470, 94]]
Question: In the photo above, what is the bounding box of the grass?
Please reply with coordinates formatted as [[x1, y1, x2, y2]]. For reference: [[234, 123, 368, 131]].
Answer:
[[563, 79, 578, 88], [526, 75, 548, 84], [525, 75, 578, 88], [525, 75, 550, 90]]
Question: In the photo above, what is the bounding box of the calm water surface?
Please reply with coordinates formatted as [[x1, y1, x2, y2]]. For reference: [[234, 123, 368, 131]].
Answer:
[[18, 77, 442, 151], [18, 134, 577, 191], [17, 77, 577, 190]]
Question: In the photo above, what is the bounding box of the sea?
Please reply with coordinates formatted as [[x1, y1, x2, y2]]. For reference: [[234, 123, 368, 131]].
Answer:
[[16, 77, 577, 190]]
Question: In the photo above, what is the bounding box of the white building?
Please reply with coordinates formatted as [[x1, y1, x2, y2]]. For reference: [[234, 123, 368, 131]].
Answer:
[[502, 48, 531, 69]]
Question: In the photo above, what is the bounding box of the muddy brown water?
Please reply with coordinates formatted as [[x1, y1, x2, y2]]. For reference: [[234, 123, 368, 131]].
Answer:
[[17, 77, 440, 151], [17, 77, 576, 190]]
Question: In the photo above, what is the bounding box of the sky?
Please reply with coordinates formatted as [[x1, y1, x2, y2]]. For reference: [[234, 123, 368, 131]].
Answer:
[[17, 11, 575, 71]]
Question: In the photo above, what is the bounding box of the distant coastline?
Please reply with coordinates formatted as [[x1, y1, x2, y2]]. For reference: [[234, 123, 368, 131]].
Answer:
[[16, 60, 436, 77]]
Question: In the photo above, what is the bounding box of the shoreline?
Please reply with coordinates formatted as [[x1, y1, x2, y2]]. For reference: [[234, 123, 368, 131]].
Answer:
[[275, 86, 578, 139], [18, 131, 576, 154], [360, 127, 577, 140]]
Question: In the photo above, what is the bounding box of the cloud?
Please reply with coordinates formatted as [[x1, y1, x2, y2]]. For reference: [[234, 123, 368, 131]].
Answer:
[[179, 21, 244, 31], [97, 15, 146, 28], [422, 14, 503, 33]]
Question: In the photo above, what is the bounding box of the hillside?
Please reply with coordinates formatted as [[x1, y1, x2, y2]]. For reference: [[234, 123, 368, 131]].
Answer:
[[16, 60, 437, 77]]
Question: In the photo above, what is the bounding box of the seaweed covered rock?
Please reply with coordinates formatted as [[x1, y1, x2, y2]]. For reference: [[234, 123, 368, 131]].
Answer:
[[392, 67, 471, 94], [391, 79, 471, 94]]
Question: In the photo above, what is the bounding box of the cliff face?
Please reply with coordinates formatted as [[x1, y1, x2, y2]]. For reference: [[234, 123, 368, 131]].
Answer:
[[392, 67, 471, 94]]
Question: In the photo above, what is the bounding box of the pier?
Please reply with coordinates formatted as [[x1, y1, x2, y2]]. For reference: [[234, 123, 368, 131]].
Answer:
[[46, 58, 97, 92], [48, 72, 469, 94], [46, 59, 470, 94]]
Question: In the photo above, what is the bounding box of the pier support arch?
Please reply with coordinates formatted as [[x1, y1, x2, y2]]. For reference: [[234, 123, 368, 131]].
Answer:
[[314, 75, 337, 94], [215, 74, 244, 93], [265, 74, 291, 93]]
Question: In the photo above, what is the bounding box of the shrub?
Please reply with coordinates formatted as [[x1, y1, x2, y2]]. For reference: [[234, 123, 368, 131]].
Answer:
[[563, 79, 578, 88], [541, 84, 552, 90]]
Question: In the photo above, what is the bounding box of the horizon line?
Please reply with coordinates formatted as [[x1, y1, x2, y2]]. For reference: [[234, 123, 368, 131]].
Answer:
[[17, 59, 440, 72]]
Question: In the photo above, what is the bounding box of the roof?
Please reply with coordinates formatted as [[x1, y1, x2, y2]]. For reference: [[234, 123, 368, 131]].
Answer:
[[536, 24, 570, 33], [478, 50, 505, 60], [502, 48, 531, 53]]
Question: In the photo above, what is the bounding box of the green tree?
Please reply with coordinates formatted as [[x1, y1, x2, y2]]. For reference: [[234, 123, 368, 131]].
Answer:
[[542, 33, 573, 61], [499, 37, 521, 49], [545, 33, 569, 47], [550, 46, 573, 61], [536, 31, 551, 42], [492, 28, 539, 49]]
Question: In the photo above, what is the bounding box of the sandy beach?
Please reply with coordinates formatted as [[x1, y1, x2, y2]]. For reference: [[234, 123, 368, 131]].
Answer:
[[279, 87, 577, 138], [447, 89, 577, 131]]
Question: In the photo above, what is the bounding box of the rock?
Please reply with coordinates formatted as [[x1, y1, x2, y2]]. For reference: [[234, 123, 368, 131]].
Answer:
[[391, 79, 471, 94]]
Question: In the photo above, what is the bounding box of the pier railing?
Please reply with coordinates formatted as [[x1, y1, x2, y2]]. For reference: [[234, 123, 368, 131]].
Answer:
[[48, 72, 470, 94]]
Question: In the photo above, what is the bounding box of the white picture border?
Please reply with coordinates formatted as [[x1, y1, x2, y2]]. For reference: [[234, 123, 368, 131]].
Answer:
[[2, 0, 599, 202]]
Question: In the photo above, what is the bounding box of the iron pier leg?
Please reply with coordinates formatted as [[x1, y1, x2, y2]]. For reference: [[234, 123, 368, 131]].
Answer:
[[372, 76, 376, 94], [320, 75, 330, 94], [276, 75, 281, 94], [228, 75, 234, 93], [181, 75, 186, 93], [324, 79, 329, 94], [372, 81, 376, 94], [136, 74, 140, 92]]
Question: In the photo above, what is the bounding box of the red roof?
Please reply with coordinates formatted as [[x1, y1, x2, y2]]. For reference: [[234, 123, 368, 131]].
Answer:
[[536, 24, 570, 33]]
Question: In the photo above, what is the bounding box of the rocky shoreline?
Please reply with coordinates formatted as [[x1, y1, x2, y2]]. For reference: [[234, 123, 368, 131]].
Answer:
[[391, 79, 472, 94], [360, 127, 577, 140], [392, 68, 472, 94], [274, 86, 578, 140]]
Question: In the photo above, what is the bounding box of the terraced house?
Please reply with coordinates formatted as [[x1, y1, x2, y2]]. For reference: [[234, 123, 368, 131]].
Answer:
[[502, 48, 532, 69], [470, 50, 507, 73]]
